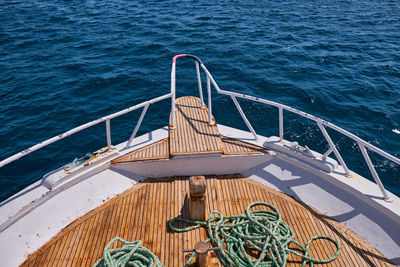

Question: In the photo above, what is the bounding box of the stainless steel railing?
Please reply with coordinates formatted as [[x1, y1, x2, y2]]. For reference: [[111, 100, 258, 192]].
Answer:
[[0, 93, 172, 168], [171, 54, 399, 202], [1, 55, 398, 202]]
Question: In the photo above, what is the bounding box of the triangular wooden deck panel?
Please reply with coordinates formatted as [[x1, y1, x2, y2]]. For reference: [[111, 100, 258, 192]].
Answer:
[[21, 176, 395, 267], [111, 138, 169, 164], [221, 136, 269, 155]]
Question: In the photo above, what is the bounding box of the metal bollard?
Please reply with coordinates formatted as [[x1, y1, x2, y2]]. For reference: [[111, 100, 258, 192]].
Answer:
[[183, 241, 220, 267]]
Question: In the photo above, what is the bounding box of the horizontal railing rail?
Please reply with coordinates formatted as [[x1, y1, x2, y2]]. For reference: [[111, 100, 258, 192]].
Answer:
[[0, 93, 172, 169], [170, 55, 399, 202]]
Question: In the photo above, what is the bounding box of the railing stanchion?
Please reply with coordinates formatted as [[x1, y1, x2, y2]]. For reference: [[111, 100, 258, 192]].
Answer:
[[322, 147, 333, 160], [195, 61, 204, 109], [279, 107, 283, 141], [207, 75, 213, 125], [170, 62, 176, 128], [317, 121, 351, 177], [126, 104, 149, 148], [106, 119, 112, 150], [231, 96, 257, 140], [358, 142, 392, 202]]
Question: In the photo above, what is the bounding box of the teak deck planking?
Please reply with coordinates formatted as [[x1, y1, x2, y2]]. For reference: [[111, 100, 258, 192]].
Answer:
[[111, 138, 170, 164], [21, 176, 394, 267], [112, 135, 269, 164], [220, 136, 269, 155], [169, 96, 224, 156]]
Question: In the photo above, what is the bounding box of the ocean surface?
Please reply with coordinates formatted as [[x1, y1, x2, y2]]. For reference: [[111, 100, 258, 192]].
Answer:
[[0, 0, 399, 201]]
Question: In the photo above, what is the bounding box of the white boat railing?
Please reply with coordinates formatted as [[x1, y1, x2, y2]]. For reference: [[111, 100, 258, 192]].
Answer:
[[170, 54, 399, 202], [1, 55, 398, 203], [0, 93, 172, 169]]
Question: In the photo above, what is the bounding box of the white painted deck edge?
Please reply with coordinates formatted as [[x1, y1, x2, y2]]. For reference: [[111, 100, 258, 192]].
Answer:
[[0, 127, 168, 267]]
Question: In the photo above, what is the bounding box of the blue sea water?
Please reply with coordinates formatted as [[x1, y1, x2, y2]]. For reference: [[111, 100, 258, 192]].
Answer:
[[0, 0, 399, 201]]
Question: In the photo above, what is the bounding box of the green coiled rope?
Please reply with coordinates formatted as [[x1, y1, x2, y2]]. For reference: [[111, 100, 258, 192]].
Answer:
[[93, 237, 164, 267], [169, 201, 340, 267]]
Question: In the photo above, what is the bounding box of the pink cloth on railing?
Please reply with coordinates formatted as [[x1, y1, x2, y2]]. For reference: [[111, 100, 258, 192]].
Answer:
[[172, 54, 186, 63]]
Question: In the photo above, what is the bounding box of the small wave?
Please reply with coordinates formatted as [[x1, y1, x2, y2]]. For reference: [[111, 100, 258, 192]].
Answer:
[[393, 129, 400, 134]]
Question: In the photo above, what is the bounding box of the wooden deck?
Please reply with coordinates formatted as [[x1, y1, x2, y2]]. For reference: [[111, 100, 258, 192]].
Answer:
[[112, 138, 170, 164], [112, 136, 269, 164], [221, 136, 269, 155], [21, 176, 394, 267], [112, 96, 270, 164], [169, 96, 224, 156]]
